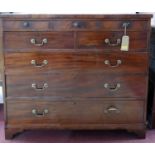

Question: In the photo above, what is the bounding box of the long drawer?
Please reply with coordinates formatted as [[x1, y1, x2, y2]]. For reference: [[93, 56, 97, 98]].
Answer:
[[6, 73, 147, 98], [4, 32, 74, 50], [7, 99, 144, 125], [3, 20, 149, 31], [5, 52, 148, 75]]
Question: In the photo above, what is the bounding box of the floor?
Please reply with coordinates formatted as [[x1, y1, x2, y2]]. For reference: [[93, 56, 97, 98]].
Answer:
[[0, 104, 155, 143]]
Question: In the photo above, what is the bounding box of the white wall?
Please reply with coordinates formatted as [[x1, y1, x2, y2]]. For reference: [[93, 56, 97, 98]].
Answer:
[[151, 13, 155, 26]]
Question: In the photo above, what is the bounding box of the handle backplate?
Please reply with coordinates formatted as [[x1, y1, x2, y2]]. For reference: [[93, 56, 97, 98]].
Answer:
[[104, 60, 122, 67], [30, 38, 48, 46], [104, 106, 120, 113], [31, 60, 48, 67], [32, 109, 49, 117], [32, 83, 48, 91], [104, 83, 120, 91], [105, 38, 121, 46]]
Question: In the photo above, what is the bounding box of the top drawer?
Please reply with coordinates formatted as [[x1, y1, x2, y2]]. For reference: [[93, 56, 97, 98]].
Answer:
[[3, 20, 149, 31]]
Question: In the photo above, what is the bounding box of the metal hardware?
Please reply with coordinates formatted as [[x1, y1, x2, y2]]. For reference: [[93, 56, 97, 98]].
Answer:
[[31, 83, 48, 91], [104, 83, 121, 91], [105, 38, 121, 46], [32, 109, 48, 117], [31, 60, 48, 67], [104, 60, 122, 67], [122, 22, 131, 29], [104, 106, 120, 113], [23, 21, 30, 27], [30, 38, 48, 46], [72, 21, 86, 28]]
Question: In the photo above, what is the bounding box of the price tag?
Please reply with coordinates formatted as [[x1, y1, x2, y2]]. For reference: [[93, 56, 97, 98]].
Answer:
[[121, 23, 129, 51], [121, 35, 129, 51]]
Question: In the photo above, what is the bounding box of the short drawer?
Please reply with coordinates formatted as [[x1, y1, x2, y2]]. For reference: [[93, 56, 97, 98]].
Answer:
[[77, 31, 148, 50], [3, 20, 149, 31], [7, 99, 144, 125], [4, 32, 74, 50], [3, 20, 50, 31], [6, 73, 147, 98], [5, 52, 148, 75]]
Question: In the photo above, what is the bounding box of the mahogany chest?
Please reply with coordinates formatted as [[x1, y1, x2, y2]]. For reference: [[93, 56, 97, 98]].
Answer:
[[0, 14, 152, 139]]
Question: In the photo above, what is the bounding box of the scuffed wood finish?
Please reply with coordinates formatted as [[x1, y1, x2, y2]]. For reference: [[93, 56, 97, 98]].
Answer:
[[1, 14, 152, 20], [5, 127, 24, 139], [4, 31, 148, 51], [1, 14, 152, 139], [5, 52, 148, 75], [6, 73, 147, 99], [3, 20, 149, 31], [77, 31, 148, 50], [4, 20, 50, 31], [52, 20, 149, 31], [4, 32, 74, 50], [7, 99, 144, 125]]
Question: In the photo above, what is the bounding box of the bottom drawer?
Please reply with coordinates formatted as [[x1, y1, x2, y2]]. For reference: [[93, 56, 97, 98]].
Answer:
[[7, 100, 145, 126]]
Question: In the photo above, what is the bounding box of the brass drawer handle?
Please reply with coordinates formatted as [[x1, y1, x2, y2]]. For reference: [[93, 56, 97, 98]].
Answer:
[[30, 38, 48, 46], [104, 83, 120, 91], [31, 83, 48, 91], [104, 60, 122, 67], [32, 109, 48, 117], [104, 106, 120, 113], [31, 60, 48, 67], [105, 38, 121, 46]]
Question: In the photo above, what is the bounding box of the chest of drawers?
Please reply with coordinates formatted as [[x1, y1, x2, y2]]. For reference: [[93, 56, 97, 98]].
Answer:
[[0, 14, 152, 139]]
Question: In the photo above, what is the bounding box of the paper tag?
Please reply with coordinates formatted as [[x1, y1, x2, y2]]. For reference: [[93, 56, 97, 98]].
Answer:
[[121, 35, 129, 51]]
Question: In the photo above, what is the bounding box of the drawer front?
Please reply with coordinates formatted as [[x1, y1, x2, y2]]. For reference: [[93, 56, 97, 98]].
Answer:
[[7, 100, 144, 125], [52, 20, 149, 31], [3, 20, 49, 31], [5, 52, 148, 75], [77, 31, 148, 50], [3, 20, 149, 31], [4, 32, 74, 50], [6, 73, 147, 98]]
